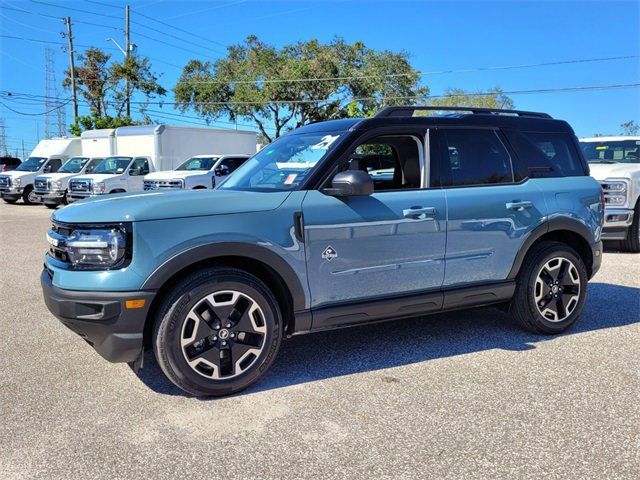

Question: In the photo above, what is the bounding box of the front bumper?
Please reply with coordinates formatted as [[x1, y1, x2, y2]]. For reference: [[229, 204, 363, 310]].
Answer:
[[602, 208, 634, 240], [1, 187, 23, 200], [40, 269, 156, 363], [40, 190, 66, 205], [67, 193, 96, 203]]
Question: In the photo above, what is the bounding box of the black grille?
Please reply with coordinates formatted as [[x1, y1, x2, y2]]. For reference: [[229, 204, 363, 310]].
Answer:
[[35, 177, 49, 192], [70, 180, 91, 192], [0, 176, 10, 188]]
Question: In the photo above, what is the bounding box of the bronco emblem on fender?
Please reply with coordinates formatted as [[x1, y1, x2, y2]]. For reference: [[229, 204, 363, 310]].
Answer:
[[322, 246, 338, 261]]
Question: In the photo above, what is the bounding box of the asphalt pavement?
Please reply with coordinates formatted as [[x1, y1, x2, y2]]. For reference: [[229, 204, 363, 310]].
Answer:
[[0, 201, 638, 479]]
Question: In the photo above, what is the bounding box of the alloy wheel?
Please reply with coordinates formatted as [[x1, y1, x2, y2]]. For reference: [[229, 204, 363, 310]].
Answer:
[[534, 257, 581, 322], [180, 290, 267, 379]]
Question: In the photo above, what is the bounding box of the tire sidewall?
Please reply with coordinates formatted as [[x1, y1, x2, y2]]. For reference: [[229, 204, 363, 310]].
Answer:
[[523, 246, 588, 333], [157, 273, 282, 396]]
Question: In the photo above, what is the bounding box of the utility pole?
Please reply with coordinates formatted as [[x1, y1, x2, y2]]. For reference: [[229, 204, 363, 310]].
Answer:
[[45, 48, 66, 138], [22, 140, 25, 160], [125, 5, 130, 118], [63, 17, 78, 128]]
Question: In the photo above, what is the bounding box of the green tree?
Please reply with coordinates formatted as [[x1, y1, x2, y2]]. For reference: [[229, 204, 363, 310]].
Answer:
[[620, 120, 639, 136], [174, 36, 426, 142], [63, 48, 166, 133], [428, 87, 515, 109]]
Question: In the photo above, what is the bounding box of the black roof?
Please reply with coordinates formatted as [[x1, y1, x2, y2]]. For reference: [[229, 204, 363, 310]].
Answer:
[[295, 106, 574, 135]]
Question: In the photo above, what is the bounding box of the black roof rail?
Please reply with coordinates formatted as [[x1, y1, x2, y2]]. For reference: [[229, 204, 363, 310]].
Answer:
[[375, 105, 552, 119]]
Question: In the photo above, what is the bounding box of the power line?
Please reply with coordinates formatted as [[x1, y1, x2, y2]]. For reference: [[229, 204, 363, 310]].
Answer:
[[132, 30, 220, 61], [179, 55, 640, 85], [130, 19, 226, 55], [30, 0, 122, 19], [0, 34, 120, 51], [3, 3, 121, 30], [0, 99, 73, 116]]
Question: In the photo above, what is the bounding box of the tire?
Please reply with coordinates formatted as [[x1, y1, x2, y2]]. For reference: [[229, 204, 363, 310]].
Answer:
[[45, 204, 57, 209], [3, 198, 17, 204], [509, 241, 588, 334], [620, 200, 640, 253], [153, 267, 283, 397], [22, 186, 37, 205]]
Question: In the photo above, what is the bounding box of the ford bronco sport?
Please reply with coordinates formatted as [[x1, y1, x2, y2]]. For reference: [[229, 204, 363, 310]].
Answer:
[[41, 106, 603, 397]]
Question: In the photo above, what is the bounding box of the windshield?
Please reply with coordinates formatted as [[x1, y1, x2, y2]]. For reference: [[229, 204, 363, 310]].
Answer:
[[16, 157, 47, 172], [220, 133, 341, 191], [581, 140, 640, 164], [84, 158, 103, 174], [176, 156, 218, 171], [58, 157, 90, 173], [92, 156, 133, 174]]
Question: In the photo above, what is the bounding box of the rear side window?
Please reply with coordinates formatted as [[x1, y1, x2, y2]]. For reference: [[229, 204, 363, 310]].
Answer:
[[440, 129, 513, 187], [518, 132, 585, 177]]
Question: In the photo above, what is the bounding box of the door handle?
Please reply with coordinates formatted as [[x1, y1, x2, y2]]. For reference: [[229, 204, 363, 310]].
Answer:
[[506, 201, 533, 211], [403, 206, 437, 218]]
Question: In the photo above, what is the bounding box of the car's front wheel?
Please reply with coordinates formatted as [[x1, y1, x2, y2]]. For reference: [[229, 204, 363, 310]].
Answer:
[[509, 241, 588, 334], [153, 267, 283, 397], [22, 186, 38, 205]]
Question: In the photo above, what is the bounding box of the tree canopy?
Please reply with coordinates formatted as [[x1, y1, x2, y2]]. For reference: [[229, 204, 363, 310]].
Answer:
[[428, 87, 515, 109], [174, 36, 426, 142], [63, 48, 166, 134]]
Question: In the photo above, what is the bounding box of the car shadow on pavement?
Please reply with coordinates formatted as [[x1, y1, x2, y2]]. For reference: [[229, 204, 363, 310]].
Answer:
[[132, 282, 640, 398]]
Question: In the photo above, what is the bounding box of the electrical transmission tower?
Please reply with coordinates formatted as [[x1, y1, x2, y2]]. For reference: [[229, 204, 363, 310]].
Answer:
[[44, 48, 67, 138], [0, 119, 8, 156]]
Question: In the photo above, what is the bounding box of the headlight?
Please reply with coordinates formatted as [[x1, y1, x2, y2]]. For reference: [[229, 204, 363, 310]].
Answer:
[[93, 182, 106, 194], [172, 179, 185, 189], [605, 195, 627, 206], [13, 177, 21, 186], [52, 179, 62, 189], [48, 225, 129, 269]]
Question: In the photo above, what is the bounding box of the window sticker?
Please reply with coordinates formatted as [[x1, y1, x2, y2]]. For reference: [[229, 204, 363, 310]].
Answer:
[[311, 135, 339, 150], [284, 173, 298, 185]]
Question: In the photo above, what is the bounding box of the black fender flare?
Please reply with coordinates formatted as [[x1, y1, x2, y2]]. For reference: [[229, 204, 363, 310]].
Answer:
[[141, 242, 307, 311], [507, 217, 596, 279]]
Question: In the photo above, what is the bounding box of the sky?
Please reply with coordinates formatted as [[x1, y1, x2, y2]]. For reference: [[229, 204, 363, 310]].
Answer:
[[0, 0, 639, 157]]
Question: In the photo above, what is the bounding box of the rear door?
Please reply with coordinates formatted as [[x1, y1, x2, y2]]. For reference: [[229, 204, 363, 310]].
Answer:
[[435, 127, 547, 287]]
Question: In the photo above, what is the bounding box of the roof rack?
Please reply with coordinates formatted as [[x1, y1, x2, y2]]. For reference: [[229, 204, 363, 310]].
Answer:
[[375, 105, 552, 119]]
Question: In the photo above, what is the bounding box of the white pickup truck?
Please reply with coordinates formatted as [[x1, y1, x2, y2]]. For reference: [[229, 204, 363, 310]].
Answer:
[[143, 154, 249, 190], [67, 155, 153, 202], [580, 136, 640, 252], [0, 137, 81, 205], [32, 156, 104, 208]]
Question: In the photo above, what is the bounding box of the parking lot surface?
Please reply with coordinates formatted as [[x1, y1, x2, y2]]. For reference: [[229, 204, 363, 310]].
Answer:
[[0, 201, 638, 479]]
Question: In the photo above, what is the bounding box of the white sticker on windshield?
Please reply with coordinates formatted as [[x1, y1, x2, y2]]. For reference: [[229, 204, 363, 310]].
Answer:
[[284, 173, 298, 185], [117, 168, 124, 173], [311, 135, 339, 150]]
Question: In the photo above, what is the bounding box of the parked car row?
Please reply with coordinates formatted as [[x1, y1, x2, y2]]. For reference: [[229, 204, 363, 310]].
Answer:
[[0, 124, 257, 208]]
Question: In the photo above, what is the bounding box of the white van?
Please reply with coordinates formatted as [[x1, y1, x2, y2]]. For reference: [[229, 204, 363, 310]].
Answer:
[[0, 137, 81, 204], [33, 156, 105, 208], [143, 154, 249, 190], [67, 155, 153, 202]]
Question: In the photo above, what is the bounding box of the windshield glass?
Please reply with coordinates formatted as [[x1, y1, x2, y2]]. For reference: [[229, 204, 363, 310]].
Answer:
[[84, 158, 103, 174], [581, 140, 640, 164], [58, 157, 90, 173], [220, 133, 341, 191], [16, 157, 47, 172], [176, 156, 218, 171], [92, 156, 133, 174]]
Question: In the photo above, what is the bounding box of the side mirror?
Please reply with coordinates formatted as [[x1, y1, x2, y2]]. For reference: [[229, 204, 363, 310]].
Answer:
[[323, 170, 374, 197], [215, 165, 229, 176], [43, 165, 52, 173]]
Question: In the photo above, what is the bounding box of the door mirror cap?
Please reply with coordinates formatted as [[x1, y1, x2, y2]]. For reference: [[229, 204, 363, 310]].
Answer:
[[324, 170, 374, 196]]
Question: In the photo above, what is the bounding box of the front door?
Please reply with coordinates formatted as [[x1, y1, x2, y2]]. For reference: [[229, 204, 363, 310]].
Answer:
[[302, 132, 447, 312]]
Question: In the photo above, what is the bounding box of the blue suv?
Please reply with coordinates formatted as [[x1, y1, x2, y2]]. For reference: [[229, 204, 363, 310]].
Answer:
[[41, 106, 603, 397]]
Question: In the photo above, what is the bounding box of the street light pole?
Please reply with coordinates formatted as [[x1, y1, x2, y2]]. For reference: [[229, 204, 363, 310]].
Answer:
[[64, 16, 78, 128]]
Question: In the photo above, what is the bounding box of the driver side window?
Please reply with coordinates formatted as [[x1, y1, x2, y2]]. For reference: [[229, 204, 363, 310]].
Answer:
[[342, 135, 423, 192], [131, 158, 150, 175]]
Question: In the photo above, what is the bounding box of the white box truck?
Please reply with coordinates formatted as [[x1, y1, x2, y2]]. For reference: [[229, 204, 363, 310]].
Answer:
[[0, 137, 81, 205], [67, 125, 256, 201], [32, 129, 116, 208]]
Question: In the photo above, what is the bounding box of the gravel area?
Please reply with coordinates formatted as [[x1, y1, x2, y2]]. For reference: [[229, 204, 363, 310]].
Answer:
[[1, 201, 638, 479]]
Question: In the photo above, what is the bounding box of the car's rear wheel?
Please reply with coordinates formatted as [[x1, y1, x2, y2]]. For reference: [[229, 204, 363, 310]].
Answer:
[[509, 241, 588, 334], [620, 200, 640, 253], [153, 267, 282, 397]]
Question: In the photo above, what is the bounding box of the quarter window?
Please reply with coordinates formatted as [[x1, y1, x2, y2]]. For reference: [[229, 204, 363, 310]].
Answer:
[[521, 132, 584, 176], [441, 129, 513, 186]]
